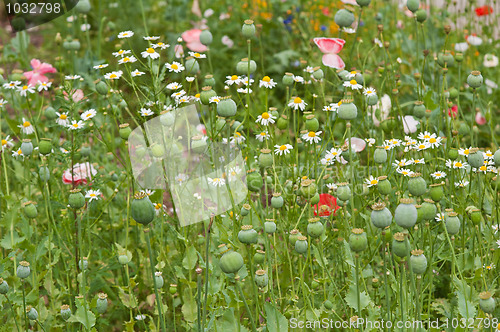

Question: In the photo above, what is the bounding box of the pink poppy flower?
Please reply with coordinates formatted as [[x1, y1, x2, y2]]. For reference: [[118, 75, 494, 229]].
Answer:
[[181, 29, 208, 52], [344, 137, 366, 152], [63, 89, 85, 103], [23, 59, 57, 86], [475, 111, 486, 125], [62, 162, 98, 185], [401, 115, 419, 134], [313, 37, 346, 69], [174, 44, 184, 58]]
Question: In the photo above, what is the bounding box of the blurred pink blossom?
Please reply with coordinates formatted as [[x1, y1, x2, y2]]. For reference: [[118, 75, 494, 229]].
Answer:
[[475, 111, 486, 125], [63, 89, 85, 102], [23, 59, 56, 86], [344, 137, 366, 152], [182, 29, 208, 52], [62, 162, 97, 185], [313, 37, 345, 69], [174, 44, 184, 58], [221, 35, 234, 48]]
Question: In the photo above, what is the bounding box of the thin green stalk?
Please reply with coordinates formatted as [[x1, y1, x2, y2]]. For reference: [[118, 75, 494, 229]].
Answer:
[[144, 229, 166, 332], [4, 295, 21, 332], [236, 279, 257, 332]]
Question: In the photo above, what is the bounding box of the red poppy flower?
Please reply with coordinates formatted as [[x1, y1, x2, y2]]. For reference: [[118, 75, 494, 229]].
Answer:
[[447, 105, 458, 118], [475, 6, 493, 17], [312, 193, 339, 217]]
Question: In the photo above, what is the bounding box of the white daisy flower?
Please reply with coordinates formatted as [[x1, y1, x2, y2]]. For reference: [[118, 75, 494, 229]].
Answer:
[[140, 189, 155, 196], [188, 52, 206, 59], [1, 135, 14, 151], [293, 75, 305, 83], [445, 159, 467, 169], [186, 76, 195, 82], [171, 90, 186, 99], [430, 171, 446, 179], [167, 82, 182, 90], [483, 263, 496, 270], [104, 71, 123, 80], [397, 168, 414, 177], [81, 109, 97, 121], [143, 36, 160, 41], [363, 87, 376, 96], [12, 148, 24, 159], [492, 224, 498, 234], [118, 56, 137, 64], [93, 64, 109, 69], [274, 144, 293, 156], [140, 108, 154, 117], [175, 173, 189, 184], [165, 62, 185, 73], [85, 189, 101, 202], [414, 141, 430, 151], [455, 180, 469, 188], [18, 85, 35, 96], [225, 75, 241, 85], [153, 42, 170, 49], [411, 158, 425, 164], [3, 81, 21, 89], [68, 120, 85, 130], [209, 96, 221, 104], [255, 131, 270, 142], [55, 112, 70, 126], [304, 66, 314, 73], [37, 82, 52, 92], [393, 159, 413, 168], [365, 138, 375, 146], [364, 175, 378, 187], [112, 50, 131, 57], [458, 147, 472, 156], [117, 31, 134, 39], [288, 97, 307, 111], [346, 71, 358, 79], [0, 99, 8, 107], [208, 177, 225, 187], [255, 112, 276, 126], [65, 75, 81, 80], [302, 131, 322, 144], [230, 132, 245, 144], [435, 213, 445, 222], [141, 47, 160, 59], [343, 79, 363, 90], [326, 183, 337, 191], [237, 88, 252, 94], [131, 69, 145, 77], [18, 118, 35, 134], [259, 76, 277, 89], [483, 150, 494, 160]]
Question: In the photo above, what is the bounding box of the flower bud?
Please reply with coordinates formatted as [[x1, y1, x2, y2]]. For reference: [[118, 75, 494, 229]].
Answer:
[[312, 67, 324, 80], [467, 148, 484, 168], [258, 149, 273, 168], [413, 101, 426, 119], [118, 252, 130, 265], [469, 208, 482, 225], [410, 249, 427, 274], [349, 228, 368, 252], [324, 299, 334, 310], [23, 201, 38, 219], [95, 80, 108, 95], [21, 139, 33, 156], [295, 235, 308, 254], [200, 86, 216, 105], [421, 199, 437, 221], [131, 191, 155, 225], [96, 293, 108, 314], [307, 218, 324, 238], [238, 225, 258, 244], [26, 306, 38, 320], [17, 261, 31, 279], [356, 0, 371, 7], [254, 250, 265, 264], [271, 193, 284, 209], [240, 203, 251, 216], [169, 284, 177, 295], [236, 58, 257, 75], [289, 229, 302, 246], [377, 176, 392, 195], [415, 9, 427, 22], [254, 269, 269, 288], [394, 198, 417, 229], [185, 57, 200, 75], [373, 146, 387, 164], [119, 123, 132, 140], [305, 115, 319, 132], [371, 202, 393, 229], [300, 179, 317, 197], [406, 0, 420, 13], [467, 71, 483, 88], [264, 219, 276, 234]]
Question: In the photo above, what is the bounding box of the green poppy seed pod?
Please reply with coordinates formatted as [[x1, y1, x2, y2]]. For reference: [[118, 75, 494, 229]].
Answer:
[[493, 150, 500, 166], [131, 191, 155, 225], [69, 40, 81, 50], [22, 201, 38, 219], [240, 203, 251, 216], [169, 284, 177, 295], [415, 9, 427, 22], [258, 149, 274, 168], [191, 135, 207, 154], [155, 272, 164, 288], [200, 29, 213, 45], [246, 169, 263, 192], [370, 202, 393, 229], [68, 189, 86, 209], [26, 306, 38, 320], [305, 115, 320, 132], [255, 269, 269, 288], [408, 173, 427, 196], [374, 146, 388, 164], [282, 72, 294, 85], [295, 236, 308, 254], [381, 117, 397, 133], [457, 122, 470, 136], [338, 99, 357, 120], [44, 106, 57, 119], [448, 88, 459, 99], [75, 0, 91, 13], [236, 58, 257, 75], [242, 19, 256, 38], [307, 218, 324, 238], [356, 0, 371, 7], [413, 101, 426, 119], [277, 114, 288, 130], [151, 144, 165, 158], [96, 293, 108, 314], [38, 138, 52, 155], [312, 67, 324, 80], [467, 148, 484, 168], [467, 71, 483, 88], [406, 0, 420, 13], [119, 124, 132, 140], [289, 229, 302, 246], [254, 250, 265, 264], [60, 305, 71, 320], [264, 220, 277, 234], [118, 253, 130, 265], [185, 57, 200, 75], [349, 228, 368, 253], [479, 292, 496, 314], [324, 299, 334, 310], [437, 51, 455, 68], [200, 86, 217, 105], [366, 93, 378, 106], [217, 97, 237, 117], [337, 70, 350, 81], [336, 183, 351, 201], [158, 111, 174, 127], [310, 192, 320, 205], [271, 193, 284, 209], [17, 261, 31, 279], [469, 208, 482, 225], [79, 257, 88, 271], [95, 80, 108, 95], [203, 74, 216, 87], [421, 199, 437, 221], [0, 278, 9, 294], [311, 279, 320, 289], [445, 212, 461, 235], [220, 249, 244, 274], [20, 139, 33, 156], [334, 9, 355, 28], [394, 198, 417, 229], [415, 205, 424, 223], [238, 225, 258, 244], [410, 249, 427, 274], [377, 176, 392, 195], [429, 184, 444, 202], [300, 179, 317, 197], [392, 233, 410, 258]]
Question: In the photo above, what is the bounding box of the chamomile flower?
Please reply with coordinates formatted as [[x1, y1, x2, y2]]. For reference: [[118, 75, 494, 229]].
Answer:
[[209, 96, 221, 104], [259, 76, 277, 89], [65, 75, 81, 80], [12, 148, 24, 159], [237, 87, 252, 94], [365, 138, 375, 146], [274, 144, 293, 156], [153, 42, 170, 49], [435, 213, 445, 222], [455, 180, 469, 188], [411, 157, 425, 164], [346, 71, 358, 79], [256, 112, 276, 126], [186, 76, 195, 82], [37, 82, 52, 92], [302, 131, 322, 144], [397, 168, 414, 177], [208, 177, 225, 187], [393, 159, 413, 168], [288, 97, 307, 111], [68, 120, 85, 130], [293, 75, 305, 83], [365, 175, 379, 187], [417, 131, 433, 141], [18, 118, 35, 134], [473, 164, 489, 174], [3, 81, 21, 89], [225, 75, 241, 85], [143, 36, 160, 41], [327, 147, 343, 160], [55, 111, 69, 126], [140, 189, 155, 196], [141, 47, 160, 59], [458, 147, 472, 156], [81, 109, 97, 121], [343, 79, 363, 90], [255, 131, 270, 142], [85, 189, 101, 202], [0, 99, 7, 108], [60, 147, 70, 154], [112, 49, 131, 57], [175, 173, 189, 185], [414, 141, 430, 151], [323, 104, 335, 112], [484, 150, 494, 159], [228, 166, 242, 181], [230, 132, 246, 144], [171, 90, 186, 99], [140, 108, 154, 117], [118, 56, 137, 64], [131, 69, 145, 77], [93, 64, 109, 69], [188, 52, 206, 59], [326, 183, 337, 191], [446, 159, 467, 169], [493, 224, 499, 234], [240, 77, 254, 86], [483, 263, 495, 270], [427, 136, 442, 148], [165, 62, 185, 73], [167, 82, 182, 90], [363, 87, 376, 96], [1, 135, 14, 151], [104, 71, 123, 80], [386, 138, 402, 147], [117, 31, 134, 39], [374, 38, 383, 48], [430, 171, 446, 179], [18, 85, 35, 96]]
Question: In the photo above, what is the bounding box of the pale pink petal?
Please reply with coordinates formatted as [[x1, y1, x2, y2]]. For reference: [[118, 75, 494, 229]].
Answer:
[[314, 37, 345, 54], [186, 41, 208, 52], [401, 115, 419, 134], [475, 112, 486, 125], [345, 137, 366, 152], [182, 29, 202, 44], [174, 44, 184, 58], [30, 59, 42, 70], [322, 53, 345, 69], [37, 62, 57, 74]]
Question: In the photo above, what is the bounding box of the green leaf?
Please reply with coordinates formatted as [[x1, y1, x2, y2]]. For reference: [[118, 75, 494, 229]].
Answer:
[[345, 284, 370, 312], [181, 297, 197, 322], [453, 277, 477, 320], [68, 301, 96, 329], [343, 240, 355, 268], [0, 230, 25, 250], [217, 308, 249, 332], [117, 287, 138, 309], [182, 245, 198, 270], [264, 302, 288, 332]]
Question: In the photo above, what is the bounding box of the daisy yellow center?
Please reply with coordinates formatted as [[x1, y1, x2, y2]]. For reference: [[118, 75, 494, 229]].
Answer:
[[195, 93, 200, 98], [259, 132, 266, 136], [402, 171, 408, 175], [279, 145, 287, 151], [110, 74, 117, 78], [90, 193, 96, 197], [418, 145, 425, 149], [399, 162, 404, 166], [436, 173, 441, 176], [349, 80, 357, 85], [261, 112, 270, 119], [158, 42, 164, 46], [235, 132, 241, 137], [23, 121, 31, 127], [86, 113, 92, 118], [308, 131, 316, 137], [415, 159, 420, 163], [370, 179, 378, 185], [60, 114, 67, 120], [146, 48, 155, 54], [429, 137, 436, 143], [22, 86, 28, 90], [302, 176, 308, 180], [213, 178, 220, 182], [171, 64, 178, 70], [72, 123, 79, 128], [118, 50, 124, 54], [1, 140, 7, 145], [194, 53, 200, 57], [17, 150, 22, 155], [350, 71, 356, 75], [262, 76, 271, 82], [9, 83, 15, 87], [123, 57, 130, 62], [231, 75, 238, 80], [366, 90, 373, 94], [480, 165, 487, 171], [294, 97, 302, 104], [122, 33, 129, 36], [455, 162, 463, 167], [338, 101, 342, 106], [155, 203, 162, 209], [332, 151, 338, 155], [463, 149, 470, 155]]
